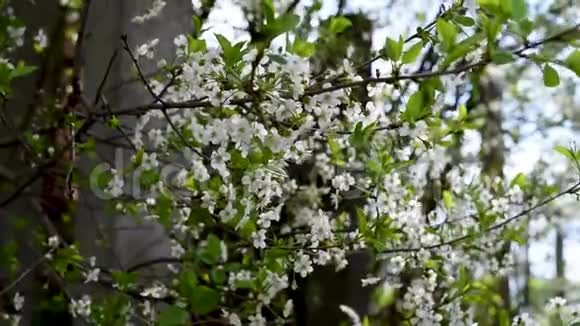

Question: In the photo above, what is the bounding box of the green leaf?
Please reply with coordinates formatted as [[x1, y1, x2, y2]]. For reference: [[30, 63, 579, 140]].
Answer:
[[356, 208, 368, 234], [543, 64, 560, 87], [491, 51, 514, 64], [191, 286, 220, 315], [565, 50, 580, 77], [454, 15, 475, 26], [234, 278, 256, 289], [402, 91, 424, 123], [262, 14, 300, 41], [554, 145, 578, 162], [107, 116, 120, 129], [201, 234, 222, 264], [500, 0, 512, 17], [458, 104, 468, 121], [478, 0, 501, 15], [215, 34, 243, 67], [10, 61, 37, 79], [443, 33, 484, 67], [110, 271, 138, 290], [215, 33, 232, 52], [402, 41, 423, 64], [178, 270, 198, 299], [328, 137, 345, 166], [292, 38, 316, 57], [187, 35, 207, 53], [511, 0, 527, 20], [261, 0, 275, 23], [510, 173, 527, 189], [436, 18, 457, 51], [498, 309, 510, 326], [443, 190, 454, 209], [384, 36, 403, 61], [362, 317, 370, 326], [210, 268, 227, 284], [158, 306, 189, 326], [482, 16, 502, 43], [192, 16, 203, 37], [328, 16, 352, 34]]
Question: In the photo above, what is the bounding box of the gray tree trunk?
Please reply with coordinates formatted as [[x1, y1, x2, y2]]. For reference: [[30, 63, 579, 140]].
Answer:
[[78, 0, 193, 272]]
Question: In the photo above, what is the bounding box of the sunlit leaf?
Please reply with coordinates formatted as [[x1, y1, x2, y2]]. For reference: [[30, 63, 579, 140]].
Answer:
[[543, 64, 560, 87], [384, 36, 403, 61], [328, 16, 352, 34], [565, 50, 580, 77], [436, 18, 457, 51], [402, 41, 423, 64]]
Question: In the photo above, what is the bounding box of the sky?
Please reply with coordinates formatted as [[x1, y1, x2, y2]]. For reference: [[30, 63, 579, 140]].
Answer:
[[201, 0, 580, 284]]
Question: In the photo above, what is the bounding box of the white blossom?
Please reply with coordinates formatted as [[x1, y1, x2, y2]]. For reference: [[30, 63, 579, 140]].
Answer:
[[294, 251, 313, 277], [69, 295, 92, 318], [34, 29, 48, 49], [339, 304, 361, 326], [132, 0, 166, 24], [13, 293, 24, 312]]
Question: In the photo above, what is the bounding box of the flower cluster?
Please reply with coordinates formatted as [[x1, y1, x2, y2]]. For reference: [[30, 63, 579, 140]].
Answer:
[[92, 32, 542, 324], [9, 0, 574, 325]]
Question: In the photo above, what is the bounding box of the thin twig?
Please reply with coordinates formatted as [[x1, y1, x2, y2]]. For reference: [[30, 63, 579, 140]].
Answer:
[[93, 49, 119, 106], [121, 35, 209, 160], [381, 180, 580, 254], [101, 94, 137, 151], [304, 23, 580, 97], [0, 248, 55, 297], [107, 21, 578, 119], [0, 166, 47, 208]]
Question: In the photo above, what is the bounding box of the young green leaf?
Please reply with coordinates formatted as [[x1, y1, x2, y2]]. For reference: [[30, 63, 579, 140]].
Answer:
[[443, 190, 454, 209], [262, 14, 300, 41], [261, 0, 275, 23], [178, 270, 198, 299], [491, 51, 515, 64], [192, 16, 203, 37], [458, 104, 468, 121], [543, 64, 560, 87], [402, 91, 424, 123], [188, 35, 207, 53], [442, 33, 484, 67], [500, 0, 512, 17], [201, 234, 222, 264], [510, 173, 527, 189], [478, 0, 501, 14], [402, 41, 423, 64], [9, 61, 37, 79], [511, 0, 527, 20], [328, 16, 352, 34], [384, 36, 403, 61], [554, 145, 578, 162], [215, 34, 232, 53], [292, 38, 316, 58], [454, 15, 475, 26], [215, 34, 243, 67], [436, 19, 457, 51], [565, 50, 580, 77]]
